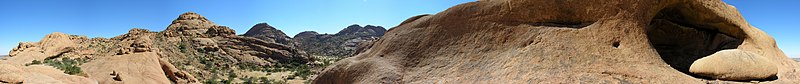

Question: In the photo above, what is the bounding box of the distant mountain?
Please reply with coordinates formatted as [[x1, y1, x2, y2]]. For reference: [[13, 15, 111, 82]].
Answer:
[[794, 58, 800, 62], [0, 12, 313, 84], [0, 55, 6, 58], [293, 24, 386, 57], [242, 23, 295, 46], [236, 23, 387, 57]]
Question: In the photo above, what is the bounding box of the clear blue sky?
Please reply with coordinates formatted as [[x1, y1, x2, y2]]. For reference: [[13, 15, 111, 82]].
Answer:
[[0, 0, 797, 58], [0, 0, 471, 55]]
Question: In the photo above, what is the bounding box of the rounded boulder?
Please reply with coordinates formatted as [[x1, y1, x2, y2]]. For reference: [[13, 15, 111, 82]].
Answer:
[[689, 49, 778, 80]]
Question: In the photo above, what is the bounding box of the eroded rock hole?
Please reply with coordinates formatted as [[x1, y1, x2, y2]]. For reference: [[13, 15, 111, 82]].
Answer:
[[612, 41, 620, 48], [528, 21, 594, 28], [647, 7, 744, 78]]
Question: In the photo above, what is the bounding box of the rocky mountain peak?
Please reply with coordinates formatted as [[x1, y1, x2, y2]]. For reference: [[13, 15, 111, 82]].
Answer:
[[336, 24, 363, 35], [243, 23, 284, 36], [175, 12, 209, 21], [363, 25, 386, 36], [335, 24, 387, 36], [293, 31, 320, 38], [292, 24, 387, 57], [163, 12, 221, 37], [242, 23, 294, 45]]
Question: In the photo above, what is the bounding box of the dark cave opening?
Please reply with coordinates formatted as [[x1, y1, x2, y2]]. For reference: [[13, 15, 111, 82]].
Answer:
[[646, 7, 745, 79]]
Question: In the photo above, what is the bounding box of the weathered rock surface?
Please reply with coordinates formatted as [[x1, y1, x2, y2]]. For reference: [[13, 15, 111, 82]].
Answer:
[[215, 35, 311, 65], [293, 24, 386, 57], [163, 12, 217, 37], [1, 12, 315, 84], [5, 32, 82, 66], [159, 58, 199, 83], [243, 23, 295, 46], [314, 0, 800, 83], [0, 64, 97, 84], [80, 52, 171, 84], [690, 49, 778, 80]]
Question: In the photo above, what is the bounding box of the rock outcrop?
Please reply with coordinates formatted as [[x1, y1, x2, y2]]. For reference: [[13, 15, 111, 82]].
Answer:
[[80, 52, 171, 84], [0, 12, 314, 84], [163, 12, 217, 37], [313, 0, 800, 83], [0, 64, 97, 84], [690, 49, 778, 80], [293, 24, 386, 57], [243, 23, 295, 46]]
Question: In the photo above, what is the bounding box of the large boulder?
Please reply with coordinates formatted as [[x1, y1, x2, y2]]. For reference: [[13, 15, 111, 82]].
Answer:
[[690, 49, 778, 80], [80, 52, 171, 84], [112, 28, 155, 55], [313, 0, 800, 83], [205, 26, 236, 37]]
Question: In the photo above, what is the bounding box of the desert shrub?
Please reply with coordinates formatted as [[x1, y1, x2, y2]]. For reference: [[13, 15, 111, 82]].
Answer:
[[225, 71, 237, 84], [197, 47, 207, 53], [203, 76, 222, 84], [293, 68, 312, 79], [238, 63, 262, 71], [259, 77, 270, 84], [241, 77, 255, 84], [44, 57, 84, 75], [258, 77, 286, 84], [178, 43, 189, 53], [25, 60, 42, 66]]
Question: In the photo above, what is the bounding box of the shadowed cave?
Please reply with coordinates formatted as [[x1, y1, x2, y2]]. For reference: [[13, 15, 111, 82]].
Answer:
[[646, 6, 751, 80]]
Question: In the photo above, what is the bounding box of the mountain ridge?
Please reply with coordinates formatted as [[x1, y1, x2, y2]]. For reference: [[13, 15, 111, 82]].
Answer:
[[0, 12, 321, 83]]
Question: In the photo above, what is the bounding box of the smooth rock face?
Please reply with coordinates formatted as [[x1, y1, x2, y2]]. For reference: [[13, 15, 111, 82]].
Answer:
[[690, 49, 778, 80], [80, 52, 171, 84], [0, 64, 97, 84], [313, 0, 800, 83]]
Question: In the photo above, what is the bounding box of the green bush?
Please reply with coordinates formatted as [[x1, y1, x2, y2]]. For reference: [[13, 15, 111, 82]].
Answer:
[[178, 43, 189, 53], [241, 77, 255, 84], [259, 77, 270, 84], [44, 58, 84, 75], [237, 63, 263, 71], [203, 76, 222, 84], [25, 60, 42, 66]]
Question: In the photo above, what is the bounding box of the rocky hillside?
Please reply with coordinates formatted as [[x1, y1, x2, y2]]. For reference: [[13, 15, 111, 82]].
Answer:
[[0, 12, 318, 84], [293, 24, 386, 57], [242, 23, 296, 46], [313, 0, 800, 83]]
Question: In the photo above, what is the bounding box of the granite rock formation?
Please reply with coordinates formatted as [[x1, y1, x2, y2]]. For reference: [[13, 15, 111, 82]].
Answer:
[[293, 24, 386, 57], [0, 12, 314, 84], [243, 23, 296, 46], [313, 0, 800, 83], [689, 49, 778, 81]]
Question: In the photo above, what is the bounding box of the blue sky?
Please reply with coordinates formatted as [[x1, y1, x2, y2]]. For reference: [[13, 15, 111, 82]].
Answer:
[[0, 0, 471, 55], [0, 0, 797, 58]]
